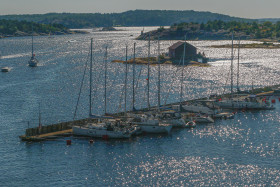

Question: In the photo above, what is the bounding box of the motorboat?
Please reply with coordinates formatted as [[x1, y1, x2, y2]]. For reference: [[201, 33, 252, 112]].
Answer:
[[1, 67, 11, 72]]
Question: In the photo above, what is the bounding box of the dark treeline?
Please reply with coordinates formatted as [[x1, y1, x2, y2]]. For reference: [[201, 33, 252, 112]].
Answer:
[[138, 20, 280, 40], [0, 10, 250, 28], [0, 19, 71, 37], [173, 20, 280, 39]]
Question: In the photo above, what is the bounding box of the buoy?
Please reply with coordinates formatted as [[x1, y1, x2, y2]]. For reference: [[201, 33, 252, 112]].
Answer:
[[89, 139, 94, 144], [66, 140, 71, 145], [272, 99, 276, 103], [102, 135, 109, 140]]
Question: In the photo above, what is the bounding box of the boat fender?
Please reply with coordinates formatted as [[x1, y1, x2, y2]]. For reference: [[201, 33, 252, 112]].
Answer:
[[102, 135, 109, 140]]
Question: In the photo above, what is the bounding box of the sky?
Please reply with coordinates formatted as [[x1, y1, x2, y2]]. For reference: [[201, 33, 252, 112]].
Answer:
[[0, 0, 279, 19]]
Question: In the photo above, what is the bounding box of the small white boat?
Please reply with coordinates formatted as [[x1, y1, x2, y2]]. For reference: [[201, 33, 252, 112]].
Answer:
[[1, 67, 11, 72]]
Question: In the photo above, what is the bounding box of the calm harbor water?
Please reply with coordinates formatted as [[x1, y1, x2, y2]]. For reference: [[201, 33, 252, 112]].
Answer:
[[0, 27, 279, 186]]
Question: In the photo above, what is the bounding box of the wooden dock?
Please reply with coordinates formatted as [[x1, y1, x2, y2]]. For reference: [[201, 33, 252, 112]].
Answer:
[[19, 85, 280, 142], [19, 129, 73, 141]]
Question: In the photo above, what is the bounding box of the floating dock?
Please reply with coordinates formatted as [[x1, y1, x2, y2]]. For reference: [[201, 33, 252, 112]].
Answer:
[[19, 85, 280, 142]]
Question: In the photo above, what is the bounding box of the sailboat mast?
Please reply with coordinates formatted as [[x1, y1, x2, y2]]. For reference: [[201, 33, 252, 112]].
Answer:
[[31, 24, 34, 56], [157, 36, 161, 111], [237, 34, 240, 92], [104, 46, 108, 114], [124, 45, 128, 115], [230, 32, 234, 99], [89, 38, 93, 117], [147, 33, 151, 109], [180, 35, 187, 106], [132, 43, 136, 111], [39, 102, 41, 126]]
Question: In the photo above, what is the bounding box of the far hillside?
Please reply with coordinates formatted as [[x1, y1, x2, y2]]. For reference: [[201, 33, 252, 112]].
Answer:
[[137, 20, 280, 41], [0, 10, 252, 28]]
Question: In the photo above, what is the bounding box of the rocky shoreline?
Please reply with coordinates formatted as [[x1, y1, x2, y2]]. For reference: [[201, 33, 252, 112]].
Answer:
[[0, 30, 88, 39], [211, 42, 280, 49]]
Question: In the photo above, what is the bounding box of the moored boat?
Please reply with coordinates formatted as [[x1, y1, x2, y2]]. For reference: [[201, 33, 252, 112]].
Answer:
[[73, 120, 138, 139], [183, 113, 214, 123], [130, 114, 172, 134], [1, 67, 11, 72]]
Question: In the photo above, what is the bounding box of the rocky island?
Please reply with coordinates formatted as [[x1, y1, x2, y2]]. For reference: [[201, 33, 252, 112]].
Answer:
[[0, 19, 87, 38], [137, 20, 280, 43]]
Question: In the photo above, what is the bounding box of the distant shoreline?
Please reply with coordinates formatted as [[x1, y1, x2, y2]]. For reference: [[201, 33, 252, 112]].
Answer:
[[211, 42, 280, 49], [0, 30, 88, 39]]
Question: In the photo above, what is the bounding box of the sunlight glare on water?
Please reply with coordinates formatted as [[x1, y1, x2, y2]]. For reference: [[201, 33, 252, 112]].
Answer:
[[0, 27, 279, 186]]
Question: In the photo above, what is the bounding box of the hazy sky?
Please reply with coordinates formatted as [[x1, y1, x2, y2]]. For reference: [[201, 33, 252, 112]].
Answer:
[[0, 0, 279, 19]]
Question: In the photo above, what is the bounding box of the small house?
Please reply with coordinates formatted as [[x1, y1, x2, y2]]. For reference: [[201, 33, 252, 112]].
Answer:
[[168, 41, 197, 60]]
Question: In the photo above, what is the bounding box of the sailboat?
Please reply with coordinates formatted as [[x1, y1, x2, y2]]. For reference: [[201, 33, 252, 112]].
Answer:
[[128, 37, 172, 133], [72, 39, 139, 139], [152, 36, 193, 127], [214, 32, 273, 110], [28, 25, 39, 67]]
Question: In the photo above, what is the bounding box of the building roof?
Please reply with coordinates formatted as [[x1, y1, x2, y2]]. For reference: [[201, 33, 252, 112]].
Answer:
[[168, 41, 196, 50]]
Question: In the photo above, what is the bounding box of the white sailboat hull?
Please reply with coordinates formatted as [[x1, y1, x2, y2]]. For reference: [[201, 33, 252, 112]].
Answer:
[[182, 105, 214, 114], [29, 58, 39, 67], [161, 118, 186, 127], [72, 126, 131, 139], [133, 120, 172, 134], [139, 124, 172, 134], [215, 100, 273, 110]]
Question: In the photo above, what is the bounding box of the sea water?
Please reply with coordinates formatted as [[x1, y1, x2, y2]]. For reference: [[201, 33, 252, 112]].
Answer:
[[0, 27, 279, 186]]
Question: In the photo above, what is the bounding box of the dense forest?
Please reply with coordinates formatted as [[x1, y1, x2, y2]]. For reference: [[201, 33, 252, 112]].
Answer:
[[0, 10, 250, 28], [137, 20, 280, 40], [0, 19, 78, 37]]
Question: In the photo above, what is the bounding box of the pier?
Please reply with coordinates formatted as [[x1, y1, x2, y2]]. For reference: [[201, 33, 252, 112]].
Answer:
[[19, 85, 280, 141]]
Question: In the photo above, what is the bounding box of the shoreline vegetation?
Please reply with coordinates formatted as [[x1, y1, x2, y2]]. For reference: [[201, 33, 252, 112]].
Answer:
[[0, 10, 251, 28], [112, 57, 210, 67], [0, 19, 87, 38], [211, 42, 280, 48], [137, 20, 280, 43]]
